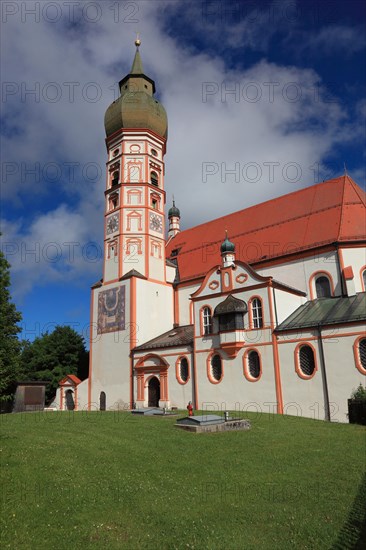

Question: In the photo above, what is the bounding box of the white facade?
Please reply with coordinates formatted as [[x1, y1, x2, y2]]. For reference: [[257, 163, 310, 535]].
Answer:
[[56, 45, 366, 422]]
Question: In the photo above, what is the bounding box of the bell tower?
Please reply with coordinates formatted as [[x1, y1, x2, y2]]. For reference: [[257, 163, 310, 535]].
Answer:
[[103, 39, 168, 283], [87, 40, 173, 411]]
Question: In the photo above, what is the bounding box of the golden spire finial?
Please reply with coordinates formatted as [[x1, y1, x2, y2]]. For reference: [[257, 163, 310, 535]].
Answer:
[[135, 32, 141, 48]]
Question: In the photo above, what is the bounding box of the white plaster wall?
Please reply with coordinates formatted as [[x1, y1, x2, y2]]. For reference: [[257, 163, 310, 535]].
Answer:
[[166, 264, 176, 283], [277, 335, 326, 420], [321, 328, 366, 422], [341, 247, 366, 293], [135, 278, 174, 346], [277, 327, 366, 422], [258, 252, 340, 296], [273, 288, 305, 325], [104, 250, 119, 282], [194, 344, 277, 413], [149, 253, 165, 281], [178, 284, 198, 325], [90, 280, 132, 409]]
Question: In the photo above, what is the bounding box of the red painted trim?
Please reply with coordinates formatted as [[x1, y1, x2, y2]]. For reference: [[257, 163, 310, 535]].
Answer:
[[309, 270, 335, 300], [294, 342, 318, 380], [88, 288, 94, 410], [360, 265, 366, 291], [192, 331, 199, 409], [130, 277, 136, 408], [243, 348, 262, 382], [267, 286, 283, 414], [353, 335, 366, 374]]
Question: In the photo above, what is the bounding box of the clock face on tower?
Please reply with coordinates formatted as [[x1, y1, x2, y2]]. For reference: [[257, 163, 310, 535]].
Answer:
[[106, 214, 119, 234], [149, 213, 163, 233]]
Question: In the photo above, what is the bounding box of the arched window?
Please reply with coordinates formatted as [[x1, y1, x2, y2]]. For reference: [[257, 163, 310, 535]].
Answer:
[[111, 170, 119, 186], [315, 276, 331, 298], [362, 269, 366, 291], [109, 193, 118, 211], [359, 339, 366, 370], [211, 354, 222, 381], [150, 171, 158, 186], [202, 307, 213, 335], [251, 298, 263, 328], [248, 351, 261, 379], [177, 357, 189, 384], [297, 345, 316, 378]]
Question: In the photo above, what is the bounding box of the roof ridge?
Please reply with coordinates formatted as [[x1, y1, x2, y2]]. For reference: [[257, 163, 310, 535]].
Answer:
[[337, 175, 347, 241]]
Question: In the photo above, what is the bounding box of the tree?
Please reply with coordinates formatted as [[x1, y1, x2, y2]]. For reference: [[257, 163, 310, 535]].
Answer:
[[20, 325, 88, 402], [0, 248, 22, 408]]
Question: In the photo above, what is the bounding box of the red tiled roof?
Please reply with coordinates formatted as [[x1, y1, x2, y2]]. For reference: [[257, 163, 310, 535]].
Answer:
[[166, 176, 366, 283], [59, 374, 81, 385]]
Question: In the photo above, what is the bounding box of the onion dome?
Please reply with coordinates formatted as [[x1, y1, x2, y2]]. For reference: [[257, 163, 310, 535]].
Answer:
[[168, 199, 180, 218], [214, 294, 247, 316], [104, 40, 168, 139], [220, 231, 235, 253]]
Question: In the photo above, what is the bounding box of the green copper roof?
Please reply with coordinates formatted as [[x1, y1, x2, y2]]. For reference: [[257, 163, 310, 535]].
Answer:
[[130, 48, 144, 74], [220, 232, 235, 253], [104, 43, 167, 139], [276, 293, 366, 331], [168, 200, 180, 218]]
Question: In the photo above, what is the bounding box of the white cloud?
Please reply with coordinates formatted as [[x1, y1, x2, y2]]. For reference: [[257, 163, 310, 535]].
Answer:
[[1, 1, 363, 298]]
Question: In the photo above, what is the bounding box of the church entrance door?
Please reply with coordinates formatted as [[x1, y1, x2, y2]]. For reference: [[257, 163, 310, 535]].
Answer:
[[100, 391, 106, 411], [65, 389, 75, 410], [148, 377, 160, 407]]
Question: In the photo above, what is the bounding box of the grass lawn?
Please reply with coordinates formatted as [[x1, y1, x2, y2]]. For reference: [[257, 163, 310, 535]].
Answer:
[[0, 410, 365, 549]]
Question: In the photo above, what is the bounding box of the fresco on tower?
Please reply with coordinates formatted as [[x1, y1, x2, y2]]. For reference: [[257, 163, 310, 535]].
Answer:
[[97, 286, 126, 334]]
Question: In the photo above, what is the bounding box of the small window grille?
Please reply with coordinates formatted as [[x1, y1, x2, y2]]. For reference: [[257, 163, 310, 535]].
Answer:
[[359, 339, 366, 370], [248, 351, 260, 379], [180, 358, 189, 382], [299, 345, 315, 376], [211, 354, 222, 381]]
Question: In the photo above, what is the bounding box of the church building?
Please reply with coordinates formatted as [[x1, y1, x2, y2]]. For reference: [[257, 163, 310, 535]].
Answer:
[[55, 41, 366, 422]]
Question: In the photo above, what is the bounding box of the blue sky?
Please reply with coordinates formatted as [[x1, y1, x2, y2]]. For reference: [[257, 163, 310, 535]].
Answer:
[[1, 0, 365, 347]]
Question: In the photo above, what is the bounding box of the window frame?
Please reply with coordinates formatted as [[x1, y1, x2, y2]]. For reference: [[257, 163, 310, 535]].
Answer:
[[175, 356, 190, 385], [243, 348, 262, 382], [201, 306, 213, 336], [309, 271, 334, 300], [207, 352, 223, 384], [249, 296, 263, 329], [353, 336, 366, 374], [294, 343, 318, 380]]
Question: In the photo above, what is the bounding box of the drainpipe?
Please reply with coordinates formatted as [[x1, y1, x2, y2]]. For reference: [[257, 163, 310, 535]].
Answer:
[[191, 344, 198, 411], [317, 323, 331, 421]]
